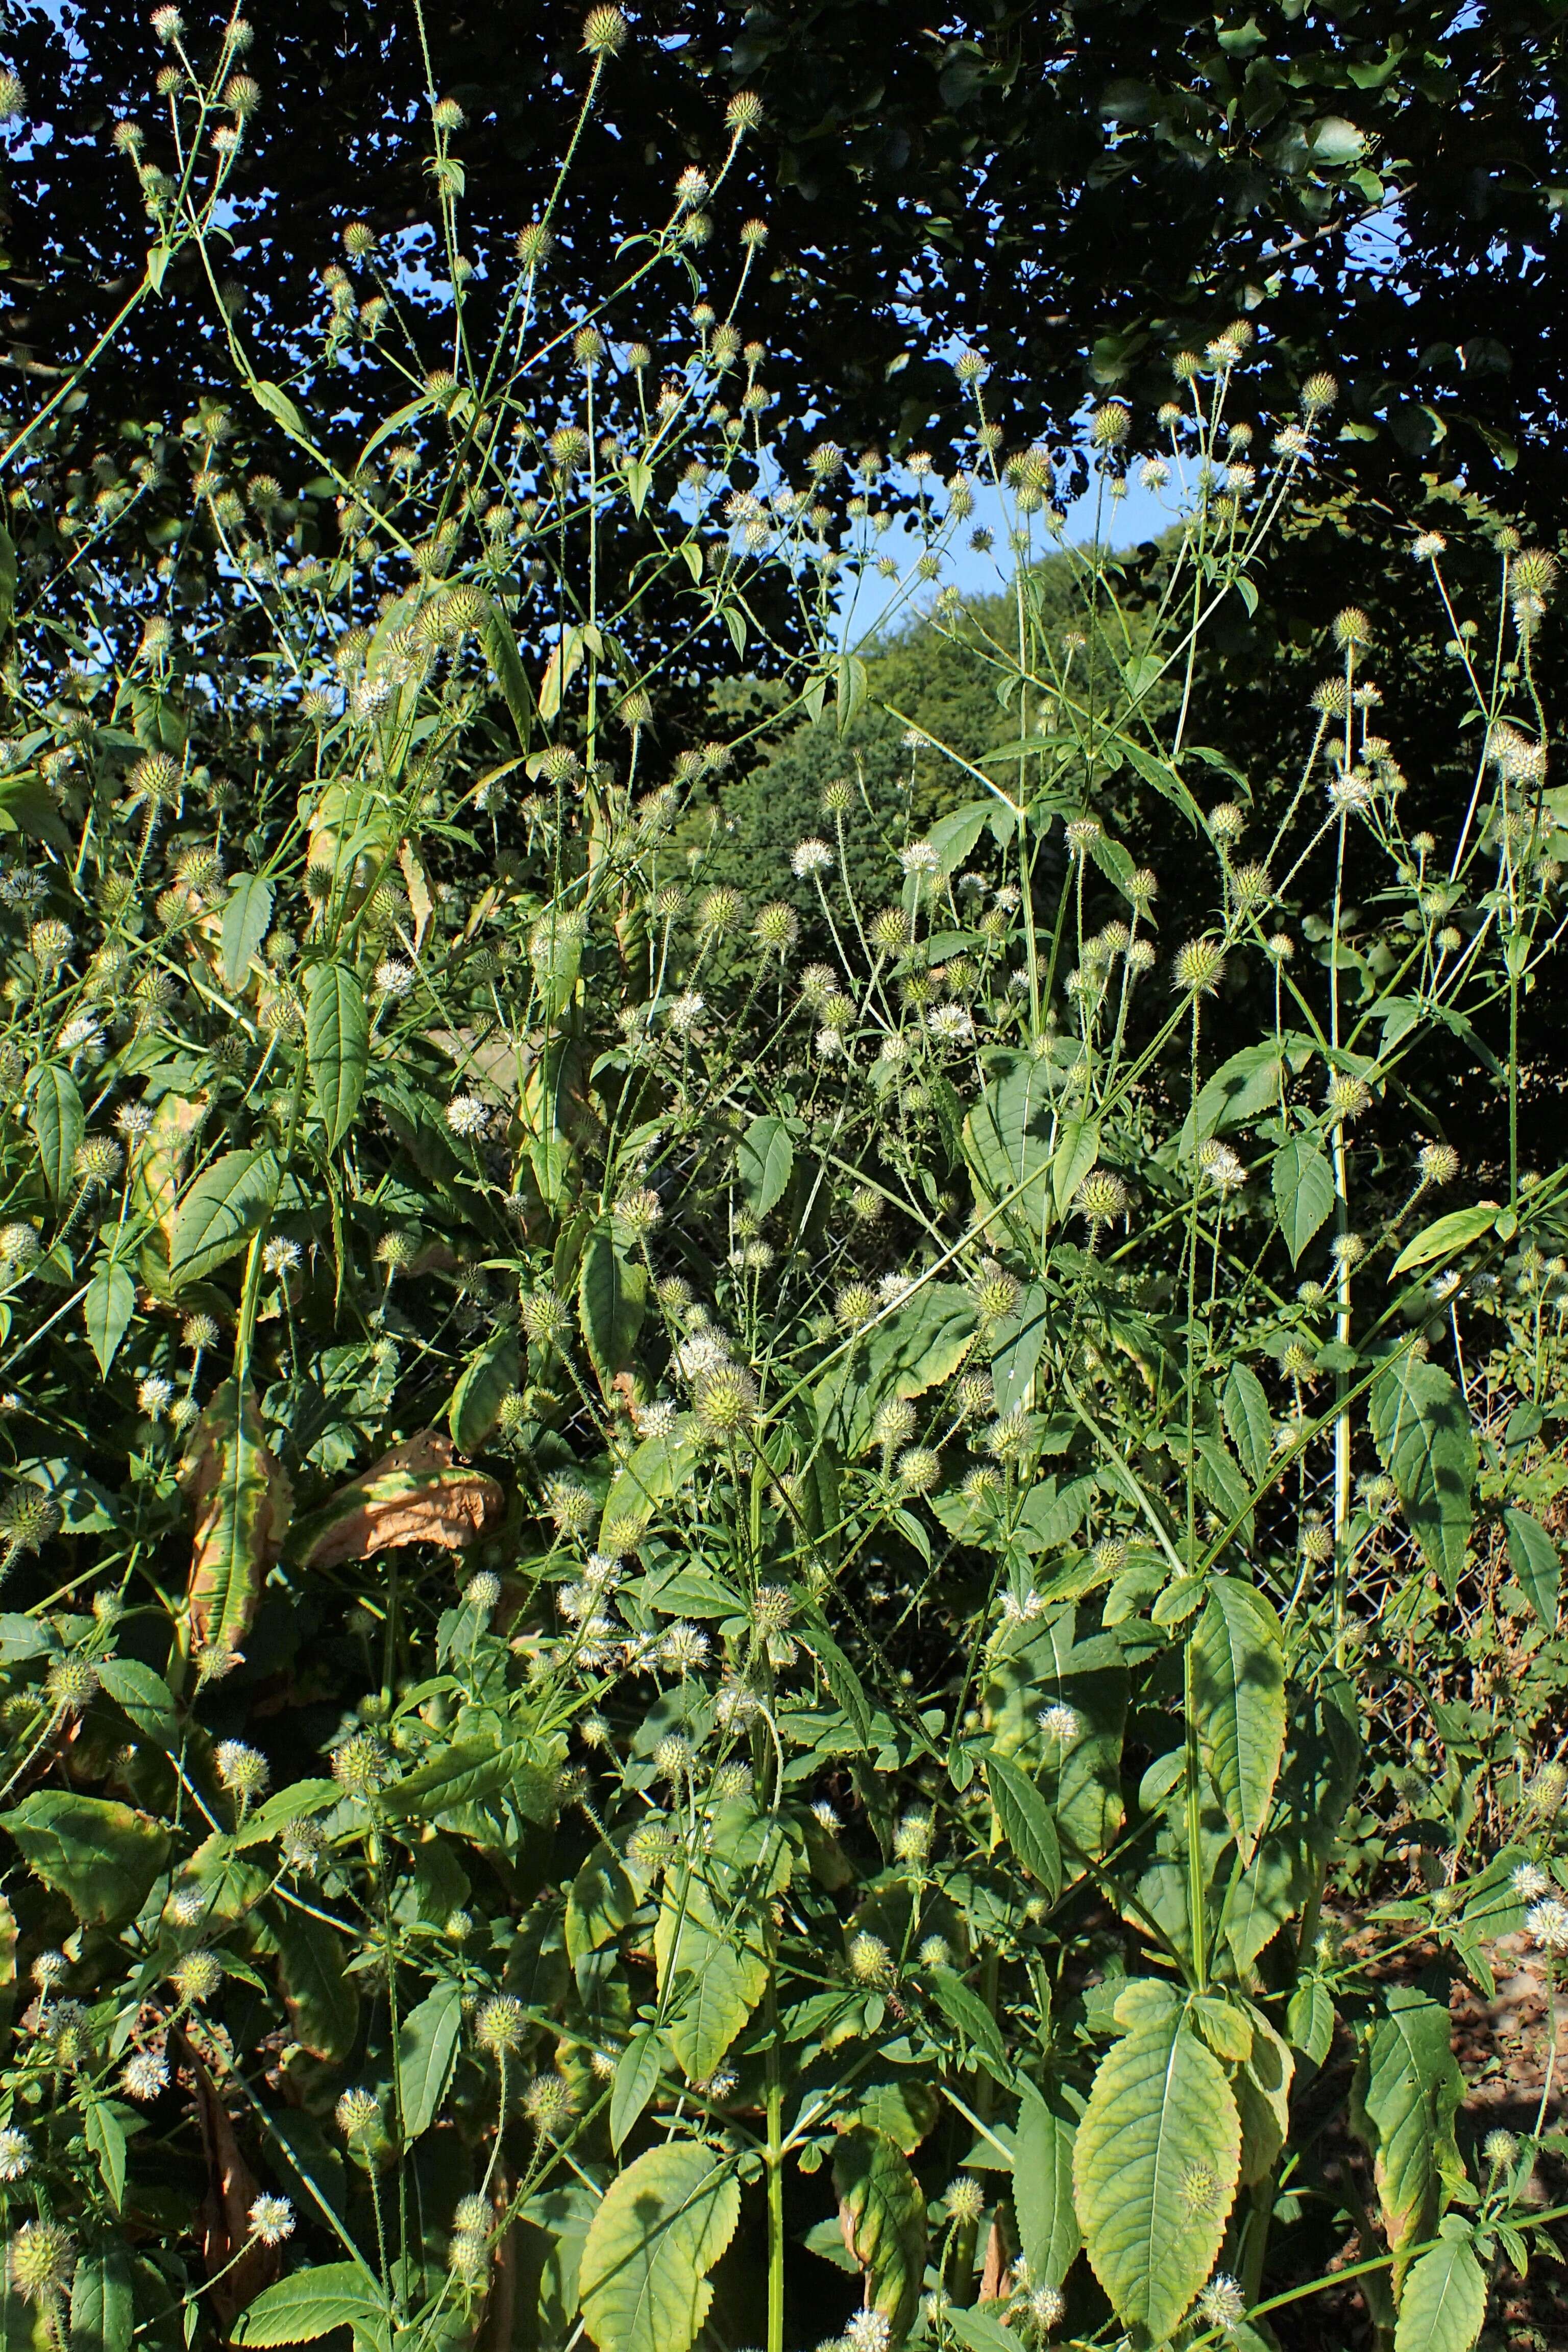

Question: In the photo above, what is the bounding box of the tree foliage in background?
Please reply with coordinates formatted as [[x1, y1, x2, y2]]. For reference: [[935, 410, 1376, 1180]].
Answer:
[[0, 17, 1563, 2352]]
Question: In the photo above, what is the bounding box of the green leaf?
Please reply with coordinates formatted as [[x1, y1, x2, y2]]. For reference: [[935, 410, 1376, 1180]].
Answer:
[[1073, 2009, 1242, 2343], [609, 2023, 666, 2152], [1394, 2230, 1485, 2352], [70, 2248, 135, 2352], [97, 1658, 178, 1748], [230, 2264, 386, 2347], [252, 379, 310, 442], [179, 1380, 292, 1660], [397, 1979, 462, 2141], [262, 1898, 360, 2063], [1389, 1203, 1501, 1279], [1013, 2080, 1080, 2289], [1287, 1979, 1336, 2067], [529, 912, 585, 1019], [449, 1331, 521, 1457], [835, 651, 869, 733], [828, 1281, 978, 1454], [833, 2126, 927, 2342], [928, 1967, 1007, 2067], [382, 1736, 555, 1823], [1222, 1362, 1273, 1486], [482, 607, 537, 748], [0, 777, 73, 851], [84, 2098, 127, 2210], [963, 1053, 1052, 1232], [1271, 1136, 1335, 1264], [736, 1114, 794, 1217], [989, 1281, 1048, 1417], [30, 1064, 84, 1201], [0, 1791, 170, 1926], [803, 1624, 876, 1750], [578, 1226, 647, 1399], [985, 1749, 1061, 1896], [599, 1425, 700, 1549], [578, 2143, 740, 2352], [1051, 1115, 1100, 1220], [1370, 1356, 1477, 1592], [1192, 1577, 1287, 1862], [170, 1148, 281, 1286], [1350, 1986, 1464, 2290], [924, 798, 995, 875], [83, 1257, 136, 1377], [220, 873, 274, 991], [306, 964, 369, 1150], [1505, 1507, 1561, 1629]]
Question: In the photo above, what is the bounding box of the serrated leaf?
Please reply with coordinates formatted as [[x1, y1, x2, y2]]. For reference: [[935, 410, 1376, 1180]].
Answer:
[[529, 912, 585, 1019], [1073, 2010, 1241, 2342], [1192, 1577, 1286, 1862], [989, 1281, 1048, 1416], [1370, 1355, 1477, 1592], [1395, 2229, 1485, 2352], [397, 1979, 462, 2140], [963, 1053, 1052, 1233], [928, 1967, 1006, 2066], [1236, 2013, 1295, 2185], [609, 2023, 666, 2152], [306, 964, 368, 1149], [230, 2265, 385, 2347], [578, 1226, 647, 1399], [736, 1114, 794, 1217], [482, 606, 537, 748], [30, 1064, 84, 1200], [986, 1749, 1061, 1896], [70, 2248, 135, 2352], [578, 2144, 739, 2352], [262, 1899, 360, 2063], [448, 1330, 520, 1457], [599, 1425, 700, 1549], [1013, 2080, 1080, 2288], [1271, 1135, 1335, 1264], [170, 1147, 281, 1286], [0, 1791, 169, 1926], [97, 1658, 178, 1747], [252, 380, 310, 442], [1051, 1115, 1100, 1220], [1223, 1362, 1273, 1486], [178, 1380, 292, 1662], [83, 1257, 136, 1377], [924, 798, 994, 876], [1350, 1986, 1464, 2291], [220, 873, 274, 990], [383, 1736, 555, 1823], [834, 2126, 926, 2342], [1506, 1507, 1561, 1629], [84, 2097, 127, 2210], [1389, 1202, 1500, 1278]]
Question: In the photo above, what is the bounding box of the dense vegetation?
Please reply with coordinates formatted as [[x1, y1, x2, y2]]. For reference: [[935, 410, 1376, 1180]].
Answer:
[[0, 15, 1562, 2352]]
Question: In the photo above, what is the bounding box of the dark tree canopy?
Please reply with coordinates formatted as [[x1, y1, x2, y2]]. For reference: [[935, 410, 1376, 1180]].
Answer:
[[2, 0, 1561, 514]]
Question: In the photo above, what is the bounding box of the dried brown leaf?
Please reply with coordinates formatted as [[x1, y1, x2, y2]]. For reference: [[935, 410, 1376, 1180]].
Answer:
[[297, 1430, 502, 1570]]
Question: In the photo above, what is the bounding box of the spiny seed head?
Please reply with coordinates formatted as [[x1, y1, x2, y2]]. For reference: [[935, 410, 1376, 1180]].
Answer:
[[182, 1311, 220, 1352], [1513, 547, 1558, 597], [2, 1489, 61, 1551], [1333, 606, 1372, 650], [0, 2129, 31, 2181], [331, 1729, 388, 1796], [724, 89, 763, 133], [848, 1930, 893, 1986], [896, 1447, 942, 1494], [1483, 2128, 1521, 2168], [754, 901, 798, 952], [544, 1478, 596, 1534], [214, 1739, 269, 1797], [1197, 2272, 1247, 2329], [694, 1363, 758, 1440], [1076, 1170, 1130, 1225], [248, 2195, 295, 2246], [8, 2222, 74, 2303], [872, 1397, 918, 1451], [474, 1995, 526, 2054], [1091, 401, 1131, 448], [696, 885, 743, 936], [582, 5, 629, 54], [1172, 937, 1226, 996], [1325, 1072, 1372, 1121], [45, 1658, 99, 1712], [1528, 1762, 1567, 1816], [522, 2072, 576, 2136], [1417, 1141, 1459, 1186], [521, 1288, 570, 1347], [868, 905, 911, 952], [0, 1223, 41, 1268], [972, 1262, 1021, 1324], [335, 2087, 381, 2139], [170, 1950, 223, 2004], [1300, 371, 1338, 415], [835, 1280, 877, 1331], [946, 2176, 985, 2225]]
